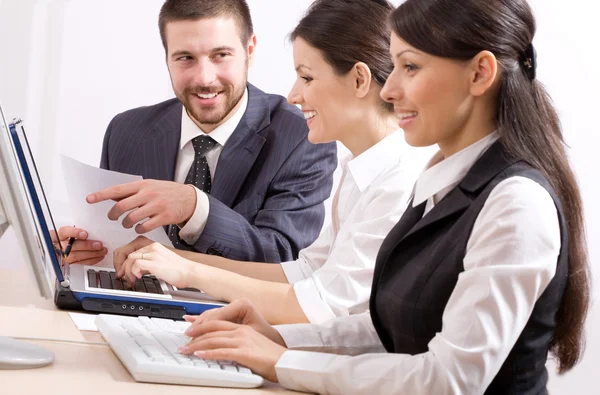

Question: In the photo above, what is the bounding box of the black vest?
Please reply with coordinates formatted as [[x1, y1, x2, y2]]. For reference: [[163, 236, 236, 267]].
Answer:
[[370, 142, 568, 395]]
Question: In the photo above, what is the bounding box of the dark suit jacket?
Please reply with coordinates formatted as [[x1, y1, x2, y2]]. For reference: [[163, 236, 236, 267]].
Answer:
[[100, 84, 337, 262]]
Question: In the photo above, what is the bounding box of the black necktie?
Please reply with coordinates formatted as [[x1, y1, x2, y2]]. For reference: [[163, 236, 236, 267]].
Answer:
[[169, 135, 217, 249]]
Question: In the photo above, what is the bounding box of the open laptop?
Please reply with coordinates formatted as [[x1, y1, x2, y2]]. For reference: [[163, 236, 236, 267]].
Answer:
[[0, 107, 226, 320]]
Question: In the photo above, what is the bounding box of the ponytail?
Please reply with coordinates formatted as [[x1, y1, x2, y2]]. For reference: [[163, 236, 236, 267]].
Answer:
[[498, 66, 590, 372]]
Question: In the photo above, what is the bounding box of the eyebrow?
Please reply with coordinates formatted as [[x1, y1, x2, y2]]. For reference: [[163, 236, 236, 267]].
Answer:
[[212, 46, 236, 53], [295, 64, 311, 72], [170, 46, 237, 59], [171, 50, 193, 59], [395, 49, 420, 58]]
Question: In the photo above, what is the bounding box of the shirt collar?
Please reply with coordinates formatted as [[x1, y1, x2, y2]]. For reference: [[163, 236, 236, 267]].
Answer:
[[179, 87, 249, 150], [412, 132, 499, 206], [346, 129, 409, 192]]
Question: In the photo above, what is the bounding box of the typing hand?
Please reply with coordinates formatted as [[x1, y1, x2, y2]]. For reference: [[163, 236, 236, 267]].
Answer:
[[86, 180, 197, 234], [51, 226, 107, 265], [119, 242, 195, 288], [184, 299, 286, 347], [113, 235, 155, 276], [179, 320, 286, 383]]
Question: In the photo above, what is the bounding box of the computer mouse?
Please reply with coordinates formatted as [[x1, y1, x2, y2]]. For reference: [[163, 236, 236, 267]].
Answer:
[[0, 336, 54, 369]]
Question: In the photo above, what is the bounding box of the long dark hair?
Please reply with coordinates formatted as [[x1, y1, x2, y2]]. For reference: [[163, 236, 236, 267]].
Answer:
[[290, 0, 395, 111], [391, 0, 590, 373]]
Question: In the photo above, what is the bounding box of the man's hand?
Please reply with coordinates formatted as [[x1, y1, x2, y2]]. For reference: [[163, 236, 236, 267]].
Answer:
[[184, 298, 286, 347], [86, 180, 197, 234], [51, 226, 107, 265]]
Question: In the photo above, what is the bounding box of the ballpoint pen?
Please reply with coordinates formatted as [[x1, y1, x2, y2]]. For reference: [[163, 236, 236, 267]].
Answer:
[[63, 225, 76, 257]]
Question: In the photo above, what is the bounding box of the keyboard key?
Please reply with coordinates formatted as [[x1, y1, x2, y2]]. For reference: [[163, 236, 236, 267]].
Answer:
[[87, 270, 98, 288], [142, 345, 167, 358], [98, 271, 112, 289], [153, 333, 180, 354], [193, 360, 209, 368], [238, 367, 252, 375], [109, 272, 124, 290], [222, 365, 238, 373], [142, 277, 158, 293], [153, 278, 164, 294], [134, 278, 146, 293], [152, 318, 180, 333], [122, 321, 145, 337], [132, 335, 156, 347]]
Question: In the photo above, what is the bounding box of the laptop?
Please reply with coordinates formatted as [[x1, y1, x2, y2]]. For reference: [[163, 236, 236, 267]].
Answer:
[[0, 106, 226, 319]]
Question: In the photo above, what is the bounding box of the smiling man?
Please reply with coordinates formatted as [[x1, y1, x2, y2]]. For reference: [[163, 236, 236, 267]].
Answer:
[[57, 0, 337, 264]]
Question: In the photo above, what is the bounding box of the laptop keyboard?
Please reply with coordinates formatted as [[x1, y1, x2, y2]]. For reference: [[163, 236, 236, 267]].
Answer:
[[87, 269, 163, 294]]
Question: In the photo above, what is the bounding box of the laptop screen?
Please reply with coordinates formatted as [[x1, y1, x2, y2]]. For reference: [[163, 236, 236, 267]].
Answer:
[[5, 118, 66, 286]]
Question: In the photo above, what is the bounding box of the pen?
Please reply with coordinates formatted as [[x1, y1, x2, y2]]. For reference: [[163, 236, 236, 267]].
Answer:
[[64, 237, 76, 257], [63, 225, 77, 257]]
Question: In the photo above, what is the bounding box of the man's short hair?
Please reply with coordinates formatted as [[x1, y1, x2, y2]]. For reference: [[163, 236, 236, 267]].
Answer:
[[158, 0, 254, 50]]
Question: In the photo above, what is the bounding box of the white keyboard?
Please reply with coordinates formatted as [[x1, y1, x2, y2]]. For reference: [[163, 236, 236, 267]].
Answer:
[[95, 314, 264, 388]]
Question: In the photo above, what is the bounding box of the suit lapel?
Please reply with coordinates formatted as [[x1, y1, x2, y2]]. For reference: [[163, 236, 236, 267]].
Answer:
[[138, 102, 182, 181], [210, 84, 269, 206]]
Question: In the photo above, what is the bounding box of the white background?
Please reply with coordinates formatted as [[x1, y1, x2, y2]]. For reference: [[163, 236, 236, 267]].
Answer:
[[0, 0, 598, 392]]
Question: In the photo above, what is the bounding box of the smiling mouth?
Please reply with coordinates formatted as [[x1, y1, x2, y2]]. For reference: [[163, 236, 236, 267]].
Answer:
[[396, 111, 418, 121], [303, 110, 317, 120], [195, 92, 220, 99]]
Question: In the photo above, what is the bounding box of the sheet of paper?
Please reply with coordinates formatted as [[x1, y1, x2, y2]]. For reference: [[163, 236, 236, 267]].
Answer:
[[68, 312, 98, 331], [61, 155, 172, 267]]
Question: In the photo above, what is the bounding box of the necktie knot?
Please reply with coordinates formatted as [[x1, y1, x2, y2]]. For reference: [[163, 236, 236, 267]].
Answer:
[[191, 135, 216, 157]]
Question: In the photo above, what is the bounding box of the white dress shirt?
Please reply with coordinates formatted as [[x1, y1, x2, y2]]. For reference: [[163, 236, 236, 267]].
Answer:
[[175, 89, 249, 244], [274, 133, 562, 394], [280, 130, 431, 324]]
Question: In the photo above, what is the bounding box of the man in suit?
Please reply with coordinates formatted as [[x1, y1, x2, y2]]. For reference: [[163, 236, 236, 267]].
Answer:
[[56, 0, 337, 264]]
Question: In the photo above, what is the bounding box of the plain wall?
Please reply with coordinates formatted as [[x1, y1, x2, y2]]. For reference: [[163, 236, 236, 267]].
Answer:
[[0, 0, 598, 392]]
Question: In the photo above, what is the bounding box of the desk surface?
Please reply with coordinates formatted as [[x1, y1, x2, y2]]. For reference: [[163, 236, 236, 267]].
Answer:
[[0, 267, 295, 395]]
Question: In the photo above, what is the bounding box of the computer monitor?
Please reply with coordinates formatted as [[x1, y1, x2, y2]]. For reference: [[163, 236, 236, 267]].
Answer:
[[0, 103, 54, 369]]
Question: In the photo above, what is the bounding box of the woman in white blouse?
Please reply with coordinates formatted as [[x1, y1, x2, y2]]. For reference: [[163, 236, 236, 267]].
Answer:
[[163, 0, 591, 393], [114, 0, 430, 325]]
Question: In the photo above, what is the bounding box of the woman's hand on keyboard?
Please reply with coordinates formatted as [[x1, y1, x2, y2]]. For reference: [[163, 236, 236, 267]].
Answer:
[[184, 298, 286, 347], [113, 235, 154, 275], [119, 242, 196, 287], [179, 319, 286, 383]]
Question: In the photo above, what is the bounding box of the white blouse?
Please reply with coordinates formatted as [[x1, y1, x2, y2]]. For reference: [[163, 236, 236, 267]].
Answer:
[[280, 129, 431, 323], [274, 133, 562, 394]]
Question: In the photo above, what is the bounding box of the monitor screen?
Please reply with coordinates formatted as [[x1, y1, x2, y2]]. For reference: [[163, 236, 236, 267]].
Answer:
[[0, 105, 56, 298]]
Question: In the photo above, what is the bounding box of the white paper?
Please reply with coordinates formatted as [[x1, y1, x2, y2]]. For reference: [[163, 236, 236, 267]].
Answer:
[[68, 312, 98, 331], [61, 155, 172, 267]]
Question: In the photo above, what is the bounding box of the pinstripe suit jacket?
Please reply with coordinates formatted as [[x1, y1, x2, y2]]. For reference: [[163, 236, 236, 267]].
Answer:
[[100, 84, 337, 262]]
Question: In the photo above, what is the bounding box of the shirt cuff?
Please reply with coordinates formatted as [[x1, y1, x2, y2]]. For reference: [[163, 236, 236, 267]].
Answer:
[[179, 186, 210, 245], [292, 278, 337, 324], [281, 257, 313, 284], [275, 322, 324, 350], [275, 350, 342, 393]]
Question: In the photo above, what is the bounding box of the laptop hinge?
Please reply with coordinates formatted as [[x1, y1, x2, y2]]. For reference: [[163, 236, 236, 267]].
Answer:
[[60, 260, 71, 288]]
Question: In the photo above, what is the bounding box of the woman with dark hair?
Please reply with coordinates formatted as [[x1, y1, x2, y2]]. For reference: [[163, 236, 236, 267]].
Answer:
[[114, 0, 430, 325], [168, 0, 591, 393]]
